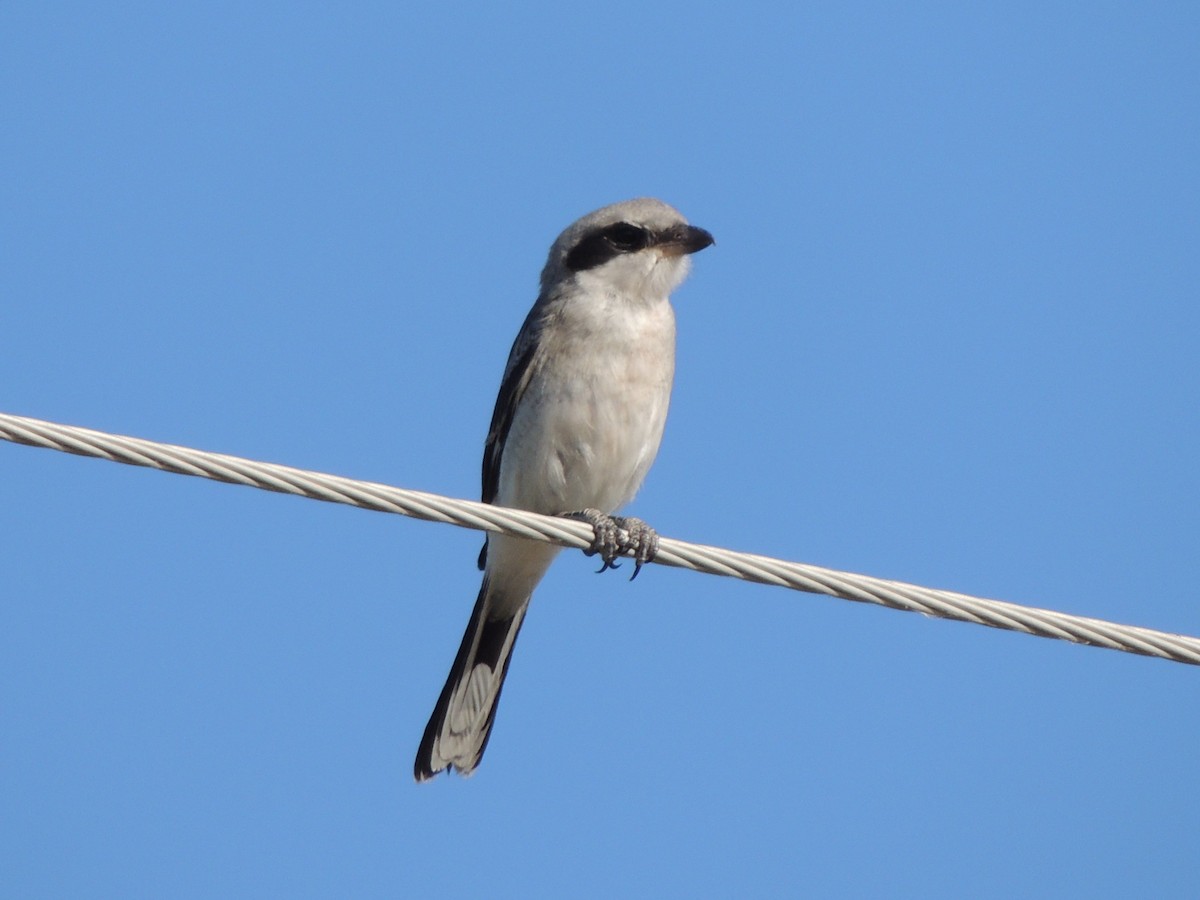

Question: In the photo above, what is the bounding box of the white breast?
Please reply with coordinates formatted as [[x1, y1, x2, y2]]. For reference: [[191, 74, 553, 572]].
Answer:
[[498, 289, 676, 516]]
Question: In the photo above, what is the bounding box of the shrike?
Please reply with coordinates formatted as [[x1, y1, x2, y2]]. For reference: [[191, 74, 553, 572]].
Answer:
[[414, 198, 714, 780]]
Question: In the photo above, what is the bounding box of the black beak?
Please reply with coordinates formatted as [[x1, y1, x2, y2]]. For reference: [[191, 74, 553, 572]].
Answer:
[[659, 224, 715, 257]]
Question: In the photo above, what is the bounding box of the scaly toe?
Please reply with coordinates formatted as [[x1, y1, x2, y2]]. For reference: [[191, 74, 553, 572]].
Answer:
[[563, 509, 623, 571], [613, 516, 659, 580]]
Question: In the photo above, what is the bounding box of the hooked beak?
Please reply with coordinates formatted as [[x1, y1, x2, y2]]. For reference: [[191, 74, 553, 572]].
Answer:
[[657, 224, 715, 257]]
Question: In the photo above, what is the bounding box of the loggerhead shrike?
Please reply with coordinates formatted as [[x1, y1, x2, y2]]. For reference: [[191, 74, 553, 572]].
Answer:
[[414, 198, 714, 780]]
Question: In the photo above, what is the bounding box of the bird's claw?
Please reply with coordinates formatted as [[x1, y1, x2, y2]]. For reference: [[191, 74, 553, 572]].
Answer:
[[565, 509, 659, 580], [615, 516, 658, 580]]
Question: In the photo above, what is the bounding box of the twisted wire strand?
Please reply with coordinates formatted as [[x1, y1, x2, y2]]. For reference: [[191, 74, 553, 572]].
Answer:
[[2, 411, 1197, 666]]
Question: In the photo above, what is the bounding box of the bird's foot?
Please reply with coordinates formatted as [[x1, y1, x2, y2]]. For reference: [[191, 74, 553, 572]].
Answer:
[[568, 508, 623, 571], [613, 516, 659, 580], [564, 509, 659, 580]]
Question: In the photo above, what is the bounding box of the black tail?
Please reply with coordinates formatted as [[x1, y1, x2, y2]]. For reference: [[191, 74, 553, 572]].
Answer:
[[414, 577, 528, 781]]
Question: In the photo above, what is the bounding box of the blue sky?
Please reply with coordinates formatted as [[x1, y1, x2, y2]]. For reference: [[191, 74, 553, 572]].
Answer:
[[3, 3, 1198, 897]]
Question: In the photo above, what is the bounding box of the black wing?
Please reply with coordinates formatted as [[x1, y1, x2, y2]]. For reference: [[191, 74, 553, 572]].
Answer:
[[477, 306, 544, 569]]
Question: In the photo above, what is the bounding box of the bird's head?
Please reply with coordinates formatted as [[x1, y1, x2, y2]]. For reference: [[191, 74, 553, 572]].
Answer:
[[540, 198, 714, 301]]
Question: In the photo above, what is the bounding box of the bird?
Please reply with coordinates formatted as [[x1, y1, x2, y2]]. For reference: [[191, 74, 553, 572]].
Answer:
[[414, 198, 714, 780]]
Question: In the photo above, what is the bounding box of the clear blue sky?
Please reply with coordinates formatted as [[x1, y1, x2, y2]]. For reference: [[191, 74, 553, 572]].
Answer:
[[3, 3, 1198, 897]]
